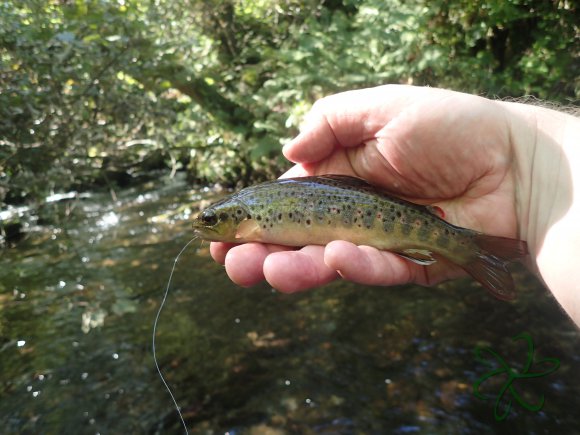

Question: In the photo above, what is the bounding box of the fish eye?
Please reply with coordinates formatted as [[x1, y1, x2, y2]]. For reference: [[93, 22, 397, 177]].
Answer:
[[200, 209, 218, 226]]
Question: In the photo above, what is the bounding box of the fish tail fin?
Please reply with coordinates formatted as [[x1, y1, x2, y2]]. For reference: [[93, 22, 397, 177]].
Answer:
[[461, 234, 528, 301]]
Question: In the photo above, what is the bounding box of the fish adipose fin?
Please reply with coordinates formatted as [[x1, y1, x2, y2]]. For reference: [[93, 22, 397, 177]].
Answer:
[[461, 234, 528, 301]]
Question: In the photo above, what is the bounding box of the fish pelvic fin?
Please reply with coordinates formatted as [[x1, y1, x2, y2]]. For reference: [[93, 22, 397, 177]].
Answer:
[[461, 234, 528, 301]]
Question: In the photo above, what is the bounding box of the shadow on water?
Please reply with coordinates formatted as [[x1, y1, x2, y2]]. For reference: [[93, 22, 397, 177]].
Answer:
[[1, 175, 579, 434]]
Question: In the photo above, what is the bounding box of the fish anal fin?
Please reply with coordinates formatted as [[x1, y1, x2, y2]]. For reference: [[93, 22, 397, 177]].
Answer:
[[398, 249, 436, 266], [235, 219, 261, 240]]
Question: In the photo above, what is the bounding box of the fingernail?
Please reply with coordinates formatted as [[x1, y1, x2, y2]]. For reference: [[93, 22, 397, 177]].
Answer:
[[282, 137, 298, 157]]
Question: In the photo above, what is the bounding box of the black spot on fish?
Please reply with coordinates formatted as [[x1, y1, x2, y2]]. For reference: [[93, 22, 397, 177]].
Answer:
[[278, 213, 282, 221], [288, 212, 293, 219], [247, 214, 252, 219], [236, 209, 243, 216], [306, 219, 311, 225], [383, 220, 393, 232], [396, 211, 402, 218], [257, 215, 262, 221], [219, 212, 229, 220]]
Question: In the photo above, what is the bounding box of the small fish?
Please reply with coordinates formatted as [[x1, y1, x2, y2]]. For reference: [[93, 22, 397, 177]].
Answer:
[[192, 175, 528, 300]]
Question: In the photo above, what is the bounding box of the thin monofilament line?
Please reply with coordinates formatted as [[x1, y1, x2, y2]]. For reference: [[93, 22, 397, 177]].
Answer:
[[152, 236, 198, 435]]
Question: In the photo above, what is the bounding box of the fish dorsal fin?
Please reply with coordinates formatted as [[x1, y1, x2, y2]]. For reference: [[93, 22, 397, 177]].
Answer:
[[398, 249, 437, 266], [235, 219, 261, 240], [317, 174, 373, 188]]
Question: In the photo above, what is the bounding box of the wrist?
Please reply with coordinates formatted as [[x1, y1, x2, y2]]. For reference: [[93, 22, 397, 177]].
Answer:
[[503, 100, 580, 323], [504, 102, 579, 250]]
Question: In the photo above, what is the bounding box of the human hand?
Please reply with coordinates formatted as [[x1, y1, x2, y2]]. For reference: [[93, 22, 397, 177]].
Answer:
[[210, 85, 523, 293]]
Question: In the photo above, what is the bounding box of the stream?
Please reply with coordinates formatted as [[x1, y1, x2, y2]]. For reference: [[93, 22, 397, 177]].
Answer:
[[1, 175, 579, 434]]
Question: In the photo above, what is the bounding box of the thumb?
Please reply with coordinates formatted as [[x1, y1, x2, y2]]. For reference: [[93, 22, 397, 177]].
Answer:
[[282, 98, 349, 164], [282, 85, 425, 164], [283, 88, 378, 163]]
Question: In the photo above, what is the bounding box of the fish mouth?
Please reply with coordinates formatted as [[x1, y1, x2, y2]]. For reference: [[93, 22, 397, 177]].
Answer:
[[192, 223, 214, 237], [192, 224, 225, 242]]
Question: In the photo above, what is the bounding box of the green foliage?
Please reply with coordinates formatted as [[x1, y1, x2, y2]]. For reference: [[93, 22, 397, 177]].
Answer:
[[0, 0, 577, 207]]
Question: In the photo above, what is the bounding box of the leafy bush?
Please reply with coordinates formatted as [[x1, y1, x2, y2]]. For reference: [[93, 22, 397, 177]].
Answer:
[[0, 0, 577, 206]]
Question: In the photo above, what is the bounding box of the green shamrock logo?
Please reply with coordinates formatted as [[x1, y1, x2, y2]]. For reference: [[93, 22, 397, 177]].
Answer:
[[473, 332, 560, 421]]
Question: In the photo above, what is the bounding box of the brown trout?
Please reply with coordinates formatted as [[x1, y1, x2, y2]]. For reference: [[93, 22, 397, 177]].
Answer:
[[192, 175, 528, 300]]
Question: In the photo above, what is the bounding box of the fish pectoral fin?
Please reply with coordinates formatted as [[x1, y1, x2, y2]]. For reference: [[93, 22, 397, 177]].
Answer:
[[398, 249, 436, 266], [235, 219, 261, 240]]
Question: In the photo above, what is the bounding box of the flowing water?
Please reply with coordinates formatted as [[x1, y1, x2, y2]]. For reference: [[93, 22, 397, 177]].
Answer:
[[1, 175, 579, 434]]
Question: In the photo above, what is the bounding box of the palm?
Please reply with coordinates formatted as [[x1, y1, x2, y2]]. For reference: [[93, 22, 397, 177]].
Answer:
[[210, 86, 519, 292]]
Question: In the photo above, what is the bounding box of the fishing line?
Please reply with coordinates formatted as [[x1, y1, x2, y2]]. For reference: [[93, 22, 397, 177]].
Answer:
[[152, 236, 198, 435]]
